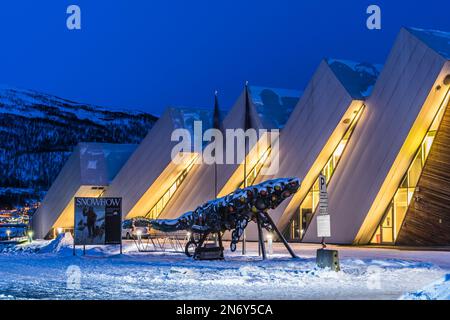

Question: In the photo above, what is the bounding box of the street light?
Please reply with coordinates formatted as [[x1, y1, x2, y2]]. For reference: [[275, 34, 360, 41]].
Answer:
[[136, 229, 142, 241], [267, 233, 273, 255], [27, 230, 34, 243], [444, 74, 450, 86]]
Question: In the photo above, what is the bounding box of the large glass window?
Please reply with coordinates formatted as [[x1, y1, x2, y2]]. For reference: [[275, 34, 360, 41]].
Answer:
[[284, 104, 365, 240], [240, 146, 272, 189], [371, 91, 449, 244], [145, 155, 198, 220]]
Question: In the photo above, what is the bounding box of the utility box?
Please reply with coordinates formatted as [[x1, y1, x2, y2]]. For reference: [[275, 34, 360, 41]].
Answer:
[[316, 249, 340, 272]]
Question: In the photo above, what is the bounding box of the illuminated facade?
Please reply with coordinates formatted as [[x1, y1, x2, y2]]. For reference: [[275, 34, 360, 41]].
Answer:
[[371, 91, 449, 244], [33, 27, 450, 246], [32, 143, 137, 239], [285, 103, 365, 241], [158, 85, 301, 221], [102, 106, 216, 220], [302, 27, 450, 246], [246, 58, 381, 242]]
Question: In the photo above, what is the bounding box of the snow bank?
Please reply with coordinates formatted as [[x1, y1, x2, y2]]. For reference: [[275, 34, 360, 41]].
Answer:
[[401, 274, 450, 300], [0, 240, 45, 254], [38, 232, 73, 254], [0, 241, 448, 299]]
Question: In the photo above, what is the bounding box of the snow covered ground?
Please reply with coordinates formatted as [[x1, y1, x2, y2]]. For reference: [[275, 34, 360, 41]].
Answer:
[[0, 233, 449, 300], [401, 274, 450, 300]]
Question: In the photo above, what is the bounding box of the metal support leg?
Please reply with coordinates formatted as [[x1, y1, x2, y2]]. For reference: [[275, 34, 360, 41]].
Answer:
[[262, 212, 297, 258], [255, 213, 267, 260], [242, 230, 246, 255], [194, 233, 209, 259], [217, 232, 224, 259]]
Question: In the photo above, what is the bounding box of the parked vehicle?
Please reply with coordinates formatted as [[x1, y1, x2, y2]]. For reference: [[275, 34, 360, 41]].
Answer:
[[121, 217, 152, 239]]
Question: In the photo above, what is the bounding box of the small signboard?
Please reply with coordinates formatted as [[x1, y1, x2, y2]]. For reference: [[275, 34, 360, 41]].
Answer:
[[317, 174, 331, 238], [74, 197, 122, 253], [317, 215, 331, 238], [318, 174, 328, 216]]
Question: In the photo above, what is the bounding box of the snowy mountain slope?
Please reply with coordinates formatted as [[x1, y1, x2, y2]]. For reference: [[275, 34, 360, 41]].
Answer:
[[0, 85, 157, 208], [325, 59, 382, 99]]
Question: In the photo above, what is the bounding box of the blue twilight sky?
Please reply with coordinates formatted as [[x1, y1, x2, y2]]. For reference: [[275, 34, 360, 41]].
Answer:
[[0, 0, 450, 116]]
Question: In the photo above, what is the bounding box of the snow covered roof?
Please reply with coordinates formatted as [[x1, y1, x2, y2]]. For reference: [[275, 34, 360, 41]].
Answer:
[[326, 59, 382, 100], [248, 86, 301, 129], [406, 27, 450, 60]]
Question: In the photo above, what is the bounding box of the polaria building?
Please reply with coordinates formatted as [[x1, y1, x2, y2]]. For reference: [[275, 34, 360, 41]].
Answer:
[[33, 27, 450, 246]]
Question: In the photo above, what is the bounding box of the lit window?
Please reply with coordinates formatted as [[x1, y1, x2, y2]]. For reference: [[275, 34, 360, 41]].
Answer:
[[284, 104, 365, 240], [371, 90, 450, 244], [144, 155, 198, 219], [239, 146, 272, 189]]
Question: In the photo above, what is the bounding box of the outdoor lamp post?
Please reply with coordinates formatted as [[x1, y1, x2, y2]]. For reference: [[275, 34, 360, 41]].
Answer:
[[27, 230, 34, 243], [267, 233, 273, 255]]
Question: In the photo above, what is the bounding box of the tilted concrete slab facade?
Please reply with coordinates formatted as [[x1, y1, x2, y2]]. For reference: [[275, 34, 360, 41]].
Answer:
[[245, 59, 380, 241], [303, 27, 450, 244], [159, 86, 301, 220], [32, 143, 136, 239], [103, 106, 215, 220]]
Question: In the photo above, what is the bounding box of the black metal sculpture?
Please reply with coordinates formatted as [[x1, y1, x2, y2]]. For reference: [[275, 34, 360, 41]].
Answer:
[[150, 177, 300, 260]]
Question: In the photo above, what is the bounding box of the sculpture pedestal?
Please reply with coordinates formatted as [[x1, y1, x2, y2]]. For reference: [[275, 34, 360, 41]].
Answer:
[[194, 244, 224, 260]]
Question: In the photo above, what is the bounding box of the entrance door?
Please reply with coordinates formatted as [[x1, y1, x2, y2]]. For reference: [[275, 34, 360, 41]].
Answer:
[[380, 206, 394, 244]]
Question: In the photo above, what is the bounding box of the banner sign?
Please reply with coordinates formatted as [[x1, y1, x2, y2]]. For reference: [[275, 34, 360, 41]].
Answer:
[[74, 197, 122, 246], [317, 174, 331, 238]]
